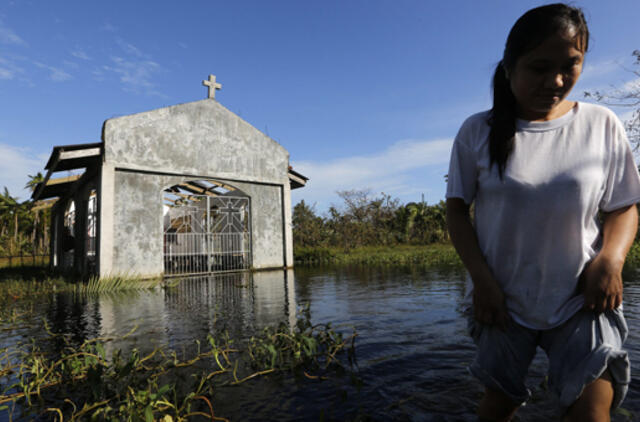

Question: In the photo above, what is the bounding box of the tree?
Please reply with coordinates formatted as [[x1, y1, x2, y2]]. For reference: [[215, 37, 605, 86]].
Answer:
[[0, 187, 29, 255], [584, 50, 640, 149], [396, 199, 448, 244], [25, 172, 47, 256], [332, 190, 399, 248], [292, 200, 327, 247], [25, 172, 44, 193]]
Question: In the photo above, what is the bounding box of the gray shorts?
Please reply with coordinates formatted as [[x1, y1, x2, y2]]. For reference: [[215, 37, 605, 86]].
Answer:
[[467, 307, 630, 409]]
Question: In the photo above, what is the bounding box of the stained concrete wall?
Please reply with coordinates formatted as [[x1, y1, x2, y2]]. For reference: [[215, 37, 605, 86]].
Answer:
[[104, 172, 288, 277], [109, 171, 165, 276], [102, 100, 289, 184], [232, 181, 284, 268]]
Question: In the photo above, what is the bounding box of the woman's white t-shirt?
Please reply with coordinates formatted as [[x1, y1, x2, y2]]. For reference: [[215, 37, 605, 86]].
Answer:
[[446, 102, 640, 329]]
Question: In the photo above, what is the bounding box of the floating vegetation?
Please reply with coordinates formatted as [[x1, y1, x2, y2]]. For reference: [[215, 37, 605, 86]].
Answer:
[[74, 275, 163, 294], [0, 305, 357, 421], [248, 305, 357, 375], [0, 273, 162, 311]]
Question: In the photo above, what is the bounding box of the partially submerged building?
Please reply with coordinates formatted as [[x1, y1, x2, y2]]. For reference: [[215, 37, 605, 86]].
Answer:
[[33, 78, 307, 278]]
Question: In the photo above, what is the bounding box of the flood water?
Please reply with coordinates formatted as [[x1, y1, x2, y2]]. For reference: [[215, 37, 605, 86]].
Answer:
[[2, 265, 640, 421]]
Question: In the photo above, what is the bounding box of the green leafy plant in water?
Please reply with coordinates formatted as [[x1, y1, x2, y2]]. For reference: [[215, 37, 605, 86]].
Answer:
[[0, 304, 358, 421], [247, 304, 357, 379]]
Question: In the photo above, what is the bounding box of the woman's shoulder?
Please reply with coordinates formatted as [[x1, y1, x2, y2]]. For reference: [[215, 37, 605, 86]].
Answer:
[[575, 102, 627, 139], [459, 110, 492, 129], [455, 110, 492, 148], [576, 101, 621, 122]]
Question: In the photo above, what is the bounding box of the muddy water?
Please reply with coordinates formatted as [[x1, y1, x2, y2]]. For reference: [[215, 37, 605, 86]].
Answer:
[[2, 266, 640, 421]]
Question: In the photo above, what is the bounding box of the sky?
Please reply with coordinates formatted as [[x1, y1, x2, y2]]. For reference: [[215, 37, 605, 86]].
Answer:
[[1, 0, 639, 213]]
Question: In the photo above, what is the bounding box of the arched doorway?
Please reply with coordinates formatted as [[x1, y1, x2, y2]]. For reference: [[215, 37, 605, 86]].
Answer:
[[162, 180, 251, 275]]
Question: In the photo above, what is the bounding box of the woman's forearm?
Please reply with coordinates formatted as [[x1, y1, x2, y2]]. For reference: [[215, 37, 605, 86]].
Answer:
[[581, 204, 638, 312], [446, 198, 495, 286], [447, 198, 510, 327], [599, 204, 638, 268]]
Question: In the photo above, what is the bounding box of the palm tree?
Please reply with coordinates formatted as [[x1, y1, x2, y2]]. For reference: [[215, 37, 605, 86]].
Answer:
[[0, 187, 28, 255], [25, 172, 44, 193], [402, 200, 429, 243], [26, 173, 46, 256]]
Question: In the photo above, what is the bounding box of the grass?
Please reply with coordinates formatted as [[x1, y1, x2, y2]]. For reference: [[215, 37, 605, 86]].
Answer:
[[294, 243, 464, 268], [0, 267, 163, 315], [75, 275, 163, 293], [296, 241, 640, 275]]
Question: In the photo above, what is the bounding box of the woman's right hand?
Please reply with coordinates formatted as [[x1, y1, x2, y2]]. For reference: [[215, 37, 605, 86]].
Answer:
[[472, 277, 511, 330], [446, 198, 511, 331]]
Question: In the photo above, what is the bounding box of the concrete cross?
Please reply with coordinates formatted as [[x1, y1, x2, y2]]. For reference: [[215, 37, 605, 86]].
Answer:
[[202, 74, 222, 99]]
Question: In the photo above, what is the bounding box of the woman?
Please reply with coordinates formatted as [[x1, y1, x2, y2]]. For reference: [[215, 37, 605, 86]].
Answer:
[[446, 4, 640, 422]]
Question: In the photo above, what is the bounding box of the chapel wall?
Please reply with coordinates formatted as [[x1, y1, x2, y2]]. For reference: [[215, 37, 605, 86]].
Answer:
[[106, 171, 289, 277], [101, 100, 289, 186], [230, 181, 286, 269]]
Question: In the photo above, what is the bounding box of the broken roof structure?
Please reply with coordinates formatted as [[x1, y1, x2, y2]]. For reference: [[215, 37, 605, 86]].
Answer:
[[33, 77, 307, 278]]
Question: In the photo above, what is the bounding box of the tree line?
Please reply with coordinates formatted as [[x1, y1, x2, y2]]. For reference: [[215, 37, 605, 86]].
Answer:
[[293, 190, 448, 250]]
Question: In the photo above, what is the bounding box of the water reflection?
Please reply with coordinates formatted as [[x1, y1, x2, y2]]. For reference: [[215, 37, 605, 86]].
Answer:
[[3, 267, 640, 421], [86, 270, 297, 355]]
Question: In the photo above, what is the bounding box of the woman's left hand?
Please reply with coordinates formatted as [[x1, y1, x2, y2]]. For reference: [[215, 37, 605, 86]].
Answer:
[[581, 254, 624, 313]]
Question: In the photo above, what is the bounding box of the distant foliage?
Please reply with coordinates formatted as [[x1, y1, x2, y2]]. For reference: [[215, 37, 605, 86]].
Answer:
[[293, 189, 449, 251]]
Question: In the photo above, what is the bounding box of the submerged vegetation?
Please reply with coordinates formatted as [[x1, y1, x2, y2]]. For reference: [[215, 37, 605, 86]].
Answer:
[[0, 304, 357, 421], [0, 268, 162, 312]]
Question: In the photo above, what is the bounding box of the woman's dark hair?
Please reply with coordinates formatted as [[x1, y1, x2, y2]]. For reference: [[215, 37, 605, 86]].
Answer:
[[489, 3, 589, 178]]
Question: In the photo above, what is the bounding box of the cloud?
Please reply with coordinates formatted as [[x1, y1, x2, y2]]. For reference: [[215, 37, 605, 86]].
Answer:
[[70, 48, 91, 61], [63, 60, 79, 69], [0, 57, 24, 80], [92, 68, 105, 81], [100, 39, 165, 96], [621, 77, 640, 95], [101, 22, 117, 32], [104, 56, 162, 95], [0, 19, 26, 46], [580, 59, 621, 83], [116, 38, 146, 58], [34, 62, 72, 82], [577, 53, 640, 98], [0, 56, 23, 80], [619, 109, 637, 123], [0, 143, 47, 201], [291, 138, 453, 209]]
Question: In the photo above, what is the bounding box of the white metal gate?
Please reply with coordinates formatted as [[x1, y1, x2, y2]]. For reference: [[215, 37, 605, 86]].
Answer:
[[163, 195, 251, 275]]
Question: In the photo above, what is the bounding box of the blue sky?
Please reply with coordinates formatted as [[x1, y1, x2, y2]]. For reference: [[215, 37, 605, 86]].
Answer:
[[1, 1, 639, 212]]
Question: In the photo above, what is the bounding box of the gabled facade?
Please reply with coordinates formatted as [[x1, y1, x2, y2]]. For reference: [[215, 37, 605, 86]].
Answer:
[[33, 99, 307, 278]]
